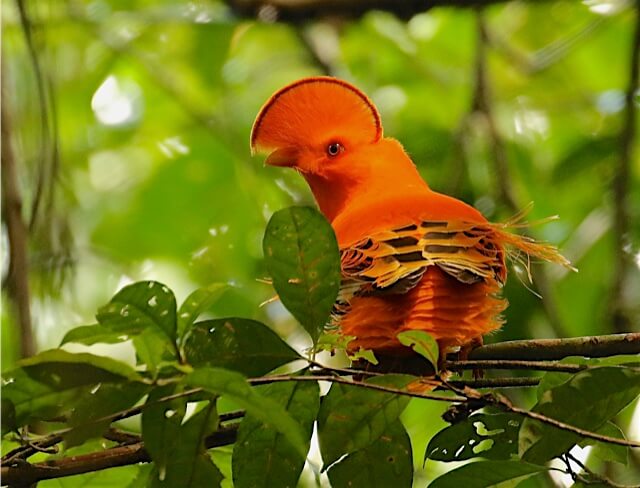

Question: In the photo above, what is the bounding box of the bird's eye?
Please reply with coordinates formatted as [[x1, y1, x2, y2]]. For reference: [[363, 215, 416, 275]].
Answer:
[[326, 142, 343, 157]]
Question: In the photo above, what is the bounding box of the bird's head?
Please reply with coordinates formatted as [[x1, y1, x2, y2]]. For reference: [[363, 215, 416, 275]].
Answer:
[[250, 77, 383, 178], [251, 77, 428, 222]]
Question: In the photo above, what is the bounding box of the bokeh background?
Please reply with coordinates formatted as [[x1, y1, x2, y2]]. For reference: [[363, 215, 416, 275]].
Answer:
[[2, 0, 639, 485]]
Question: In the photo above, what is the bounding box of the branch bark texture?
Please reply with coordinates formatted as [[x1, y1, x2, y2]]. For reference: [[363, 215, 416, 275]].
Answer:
[[226, 0, 513, 21], [468, 333, 640, 360]]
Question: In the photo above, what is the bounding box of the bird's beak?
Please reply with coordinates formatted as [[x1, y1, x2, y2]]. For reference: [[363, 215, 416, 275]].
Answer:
[[264, 147, 298, 167]]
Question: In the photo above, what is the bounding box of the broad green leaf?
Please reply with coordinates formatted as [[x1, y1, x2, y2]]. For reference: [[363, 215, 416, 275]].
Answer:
[[1, 399, 16, 434], [127, 465, 154, 487], [428, 460, 547, 488], [232, 380, 319, 488], [142, 384, 189, 476], [425, 413, 521, 463], [65, 382, 148, 448], [96, 281, 178, 346], [183, 318, 301, 377], [184, 367, 308, 457], [520, 366, 640, 464], [397, 330, 439, 370], [177, 284, 228, 339], [60, 324, 129, 346], [38, 464, 144, 487], [328, 420, 412, 488], [537, 356, 640, 401], [148, 403, 223, 488], [318, 375, 413, 467], [579, 421, 628, 465], [536, 357, 591, 401], [14, 350, 142, 379], [263, 206, 340, 344], [2, 350, 142, 433], [133, 327, 178, 373]]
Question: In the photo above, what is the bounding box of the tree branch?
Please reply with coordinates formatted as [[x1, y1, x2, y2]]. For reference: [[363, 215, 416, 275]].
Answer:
[[507, 402, 639, 449], [446, 359, 585, 373], [3, 358, 639, 485], [444, 376, 540, 389], [468, 333, 640, 360], [225, 0, 514, 22], [0, 426, 238, 487], [439, 383, 640, 450]]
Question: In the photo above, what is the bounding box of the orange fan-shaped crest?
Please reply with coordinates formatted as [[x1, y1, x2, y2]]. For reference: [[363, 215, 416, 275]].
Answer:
[[250, 77, 383, 154]]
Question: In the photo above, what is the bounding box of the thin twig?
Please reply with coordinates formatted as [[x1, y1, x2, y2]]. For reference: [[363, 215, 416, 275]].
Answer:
[[15, 0, 56, 232], [248, 374, 466, 402], [311, 362, 540, 388], [1, 59, 36, 358], [565, 452, 635, 488], [439, 382, 640, 450], [295, 27, 334, 76], [446, 359, 585, 373], [101, 428, 140, 445], [507, 403, 640, 449], [488, 17, 607, 75], [610, 0, 640, 333]]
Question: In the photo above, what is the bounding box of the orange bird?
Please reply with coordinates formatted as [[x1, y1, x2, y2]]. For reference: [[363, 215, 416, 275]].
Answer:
[[251, 77, 572, 362]]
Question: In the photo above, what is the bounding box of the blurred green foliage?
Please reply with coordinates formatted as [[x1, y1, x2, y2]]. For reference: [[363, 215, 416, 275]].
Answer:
[[2, 0, 639, 486]]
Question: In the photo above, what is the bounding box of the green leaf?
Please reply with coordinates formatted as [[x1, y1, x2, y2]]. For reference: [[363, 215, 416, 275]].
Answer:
[[328, 420, 413, 488], [315, 333, 355, 353], [148, 403, 223, 488], [397, 330, 439, 370], [96, 281, 177, 346], [178, 284, 228, 339], [349, 348, 379, 365], [65, 382, 148, 448], [133, 327, 178, 373], [318, 375, 413, 467], [520, 366, 640, 464], [2, 350, 142, 433], [428, 460, 547, 488], [142, 384, 189, 476], [232, 380, 319, 488], [536, 357, 591, 401], [184, 367, 308, 457], [39, 464, 145, 487], [579, 421, 628, 465], [60, 324, 129, 346], [127, 464, 154, 487], [1, 399, 16, 434], [425, 413, 521, 463], [183, 318, 301, 377], [263, 206, 341, 344], [536, 356, 640, 401]]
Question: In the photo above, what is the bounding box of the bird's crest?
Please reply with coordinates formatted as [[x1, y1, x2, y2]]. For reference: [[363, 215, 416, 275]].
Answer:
[[250, 77, 383, 155]]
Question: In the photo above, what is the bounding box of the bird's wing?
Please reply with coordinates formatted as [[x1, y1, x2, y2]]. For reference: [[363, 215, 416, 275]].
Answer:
[[338, 212, 575, 304], [339, 220, 505, 301]]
